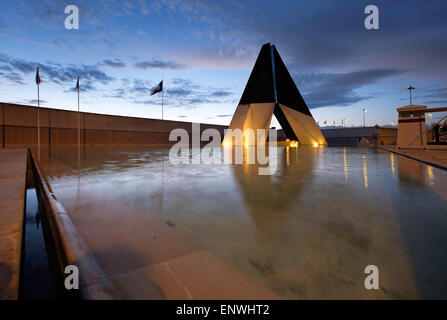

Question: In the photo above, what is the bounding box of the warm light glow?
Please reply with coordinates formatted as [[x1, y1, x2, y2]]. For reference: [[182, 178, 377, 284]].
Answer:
[[290, 141, 298, 147], [343, 148, 348, 182], [427, 165, 434, 186], [362, 155, 368, 189], [313, 142, 319, 147], [390, 153, 396, 178]]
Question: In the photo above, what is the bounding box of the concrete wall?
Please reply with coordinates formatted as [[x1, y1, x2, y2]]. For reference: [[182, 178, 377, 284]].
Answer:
[[1, 103, 228, 147], [322, 126, 397, 147]]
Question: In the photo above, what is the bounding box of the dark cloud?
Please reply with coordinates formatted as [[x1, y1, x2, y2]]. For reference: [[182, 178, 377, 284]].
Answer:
[[130, 79, 153, 94], [100, 59, 126, 68], [167, 88, 192, 97], [415, 87, 447, 105], [0, 53, 114, 88], [134, 58, 185, 70], [294, 68, 408, 108], [215, 114, 232, 117], [66, 79, 96, 93], [27, 99, 48, 104], [158, 0, 447, 77], [111, 88, 126, 98], [128, 77, 235, 108], [0, 54, 35, 73], [0, 65, 13, 71], [211, 90, 232, 97], [0, 71, 24, 85], [419, 87, 447, 99]]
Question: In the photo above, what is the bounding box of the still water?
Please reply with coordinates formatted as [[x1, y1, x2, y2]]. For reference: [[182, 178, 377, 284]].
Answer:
[[37, 146, 447, 299]]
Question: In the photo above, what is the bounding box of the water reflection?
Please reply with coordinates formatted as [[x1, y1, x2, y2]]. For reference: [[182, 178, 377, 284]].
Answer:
[[390, 153, 396, 179], [343, 148, 348, 182], [35, 146, 447, 299], [362, 154, 368, 189], [392, 154, 447, 298]]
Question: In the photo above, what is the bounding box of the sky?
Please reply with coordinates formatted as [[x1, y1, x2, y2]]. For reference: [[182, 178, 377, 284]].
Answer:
[[0, 0, 446, 128]]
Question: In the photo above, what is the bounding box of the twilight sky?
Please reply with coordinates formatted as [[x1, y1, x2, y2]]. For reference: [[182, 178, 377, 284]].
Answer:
[[0, 0, 446, 127]]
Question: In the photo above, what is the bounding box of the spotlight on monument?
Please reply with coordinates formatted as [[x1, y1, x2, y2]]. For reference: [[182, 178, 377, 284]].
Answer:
[[222, 43, 327, 147]]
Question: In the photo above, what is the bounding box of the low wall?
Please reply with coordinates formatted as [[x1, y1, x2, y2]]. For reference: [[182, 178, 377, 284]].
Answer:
[[1, 103, 228, 147], [322, 127, 397, 147]]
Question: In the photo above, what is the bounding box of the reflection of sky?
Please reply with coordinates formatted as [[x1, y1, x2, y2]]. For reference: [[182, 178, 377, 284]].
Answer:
[[40, 146, 447, 298], [0, 0, 446, 127]]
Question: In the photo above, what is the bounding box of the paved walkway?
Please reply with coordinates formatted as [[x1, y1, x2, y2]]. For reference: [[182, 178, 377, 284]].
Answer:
[[381, 146, 447, 170], [0, 149, 27, 300]]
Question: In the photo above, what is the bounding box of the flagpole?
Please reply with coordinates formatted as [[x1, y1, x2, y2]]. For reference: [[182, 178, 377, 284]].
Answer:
[[37, 80, 40, 161], [77, 79, 80, 169], [162, 73, 164, 120]]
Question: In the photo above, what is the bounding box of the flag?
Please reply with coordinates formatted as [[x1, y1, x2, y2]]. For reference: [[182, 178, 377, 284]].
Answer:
[[151, 80, 163, 95], [76, 77, 79, 90], [35, 67, 40, 84], [324, 120, 327, 124]]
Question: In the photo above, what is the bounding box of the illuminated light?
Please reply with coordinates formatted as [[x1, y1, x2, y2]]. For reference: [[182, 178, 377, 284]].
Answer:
[[390, 153, 396, 178], [313, 142, 319, 147], [362, 155, 368, 189], [427, 166, 434, 186], [290, 141, 298, 147], [286, 146, 290, 166], [343, 148, 348, 182], [222, 140, 235, 148], [286, 139, 290, 142]]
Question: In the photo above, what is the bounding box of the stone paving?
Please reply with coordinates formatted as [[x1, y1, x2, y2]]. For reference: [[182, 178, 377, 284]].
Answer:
[[0, 149, 27, 300]]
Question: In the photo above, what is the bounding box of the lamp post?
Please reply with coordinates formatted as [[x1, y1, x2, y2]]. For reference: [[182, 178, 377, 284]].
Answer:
[[362, 108, 367, 127], [407, 85, 415, 105], [428, 112, 432, 127]]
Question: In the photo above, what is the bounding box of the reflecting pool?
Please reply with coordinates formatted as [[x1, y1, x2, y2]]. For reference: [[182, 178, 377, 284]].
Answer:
[[36, 146, 447, 299]]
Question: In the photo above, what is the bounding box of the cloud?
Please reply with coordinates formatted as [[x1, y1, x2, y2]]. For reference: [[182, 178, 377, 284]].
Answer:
[[100, 59, 126, 68], [415, 87, 447, 105], [167, 88, 192, 97], [113, 77, 235, 108], [134, 57, 185, 70], [27, 99, 48, 105], [215, 114, 232, 117], [66, 79, 96, 93], [294, 68, 408, 108], [0, 71, 24, 84], [148, 0, 447, 76], [211, 90, 232, 97]]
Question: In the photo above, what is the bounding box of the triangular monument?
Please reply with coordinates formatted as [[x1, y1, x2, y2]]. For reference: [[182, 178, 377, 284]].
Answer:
[[222, 43, 327, 146]]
